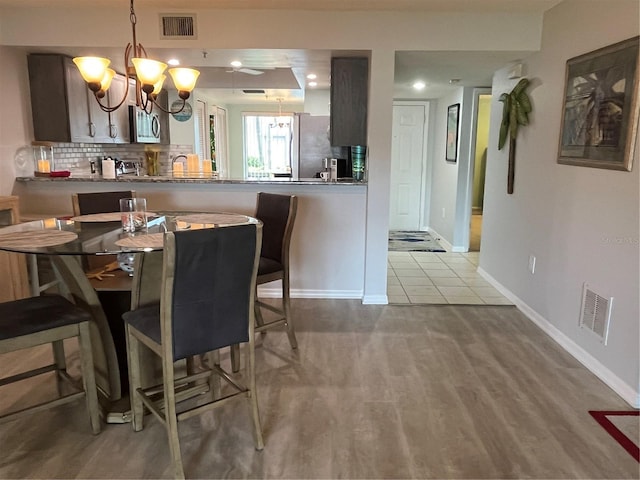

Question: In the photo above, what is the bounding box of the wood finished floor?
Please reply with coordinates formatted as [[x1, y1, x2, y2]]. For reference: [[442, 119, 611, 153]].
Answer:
[[1, 300, 638, 479]]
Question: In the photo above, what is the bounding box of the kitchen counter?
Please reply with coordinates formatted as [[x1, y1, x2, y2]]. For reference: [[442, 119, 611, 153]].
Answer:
[[15, 175, 366, 186], [12, 176, 367, 300]]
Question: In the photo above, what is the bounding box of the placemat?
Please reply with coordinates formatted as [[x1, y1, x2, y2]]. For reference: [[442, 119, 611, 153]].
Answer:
[[115, 233, 165, 249], [71, 212, 157, 223], [175, 213, 249, 226], [0, 230, 78, 248]]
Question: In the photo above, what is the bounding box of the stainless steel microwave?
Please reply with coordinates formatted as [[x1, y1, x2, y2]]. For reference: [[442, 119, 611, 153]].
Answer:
[[129, 106, 161, 143]]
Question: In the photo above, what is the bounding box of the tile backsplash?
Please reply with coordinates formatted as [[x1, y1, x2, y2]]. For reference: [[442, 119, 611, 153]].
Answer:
[[27, 143, 193, 177]]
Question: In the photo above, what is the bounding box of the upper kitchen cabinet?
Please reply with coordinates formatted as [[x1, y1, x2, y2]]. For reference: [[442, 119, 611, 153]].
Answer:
[[106, 74, 136, 143], [330, 57, 369, 147], [27, 54, 132, 144]]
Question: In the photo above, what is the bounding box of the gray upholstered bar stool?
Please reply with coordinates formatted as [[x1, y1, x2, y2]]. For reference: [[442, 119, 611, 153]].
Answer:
[[254, 192, 298, 345], [0, 295, 101, 434], [123, 223, 264, 479], [231, 193, 298, 372]]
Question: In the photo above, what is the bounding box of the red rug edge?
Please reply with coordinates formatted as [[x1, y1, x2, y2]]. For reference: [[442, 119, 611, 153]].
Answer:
[[589, 410, 640, 462]]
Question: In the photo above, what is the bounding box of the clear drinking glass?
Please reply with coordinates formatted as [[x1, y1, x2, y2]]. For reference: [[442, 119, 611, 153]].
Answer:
[[119, 197, 148, 233]]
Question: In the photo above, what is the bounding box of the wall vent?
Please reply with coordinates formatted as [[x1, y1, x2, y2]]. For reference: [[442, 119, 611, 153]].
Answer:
[[579, 283, 613, 344], [160, 14, 197, 39]]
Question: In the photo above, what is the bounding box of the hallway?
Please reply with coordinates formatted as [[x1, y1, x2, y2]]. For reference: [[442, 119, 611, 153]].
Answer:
[[387, 251, 512, 305]]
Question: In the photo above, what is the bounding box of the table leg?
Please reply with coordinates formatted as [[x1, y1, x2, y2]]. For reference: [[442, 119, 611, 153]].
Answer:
[[48, 255, 122, 403]]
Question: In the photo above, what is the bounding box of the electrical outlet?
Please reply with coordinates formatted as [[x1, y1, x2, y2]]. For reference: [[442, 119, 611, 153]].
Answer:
[[441, 208, 446, 219], [528, 255, 536, 274]]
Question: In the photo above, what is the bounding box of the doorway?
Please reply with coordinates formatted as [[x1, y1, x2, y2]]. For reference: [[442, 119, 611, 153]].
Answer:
[[388, 101, 430, 231], [469, 93, 491, 252]]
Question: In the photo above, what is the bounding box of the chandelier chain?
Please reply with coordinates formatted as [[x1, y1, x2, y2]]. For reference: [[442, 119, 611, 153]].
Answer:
[[73, 0, 198, 116]]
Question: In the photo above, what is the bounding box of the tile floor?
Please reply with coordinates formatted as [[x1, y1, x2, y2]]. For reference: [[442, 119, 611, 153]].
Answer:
[[387, 251, 513, 305]]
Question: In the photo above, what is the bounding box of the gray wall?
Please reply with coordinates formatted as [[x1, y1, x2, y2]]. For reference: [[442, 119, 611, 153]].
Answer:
[[481, 0, 639, 404]]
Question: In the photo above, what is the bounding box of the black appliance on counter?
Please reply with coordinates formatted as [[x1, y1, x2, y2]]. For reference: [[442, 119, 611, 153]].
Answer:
[[115, 159, 141, 176], [322, 157, 351, 179], [129, 105, 161, 144]]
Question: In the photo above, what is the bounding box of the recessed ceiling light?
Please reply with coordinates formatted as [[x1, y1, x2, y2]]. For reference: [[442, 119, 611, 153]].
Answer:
[[230, 60, 242, 68], [449, 78, 461, 84], [412, 81, 426, 90], [308, 81, 318, 87], [307, 73, 317, 80], [167, 58, 180, 66]]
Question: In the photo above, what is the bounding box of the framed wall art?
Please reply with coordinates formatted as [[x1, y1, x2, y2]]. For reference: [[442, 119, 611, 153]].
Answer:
[[558, 36, 639, 171], [446, 103, 460, 162]]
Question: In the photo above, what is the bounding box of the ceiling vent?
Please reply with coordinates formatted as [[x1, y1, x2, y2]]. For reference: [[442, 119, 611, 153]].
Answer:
[[579, 283, 613, 344], [160, 14, 197, 39], [243, 89, 266, 94]]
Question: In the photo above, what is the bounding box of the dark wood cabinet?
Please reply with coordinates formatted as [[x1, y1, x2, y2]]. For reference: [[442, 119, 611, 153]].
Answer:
[[330, 57, 369, 147], [106, 74, 135, 143], [28, 54, 134, 144]]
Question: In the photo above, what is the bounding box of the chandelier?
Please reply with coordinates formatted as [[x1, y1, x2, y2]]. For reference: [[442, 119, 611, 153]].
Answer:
[[270, 98, 291, 129], [72, 0, 200, 115]]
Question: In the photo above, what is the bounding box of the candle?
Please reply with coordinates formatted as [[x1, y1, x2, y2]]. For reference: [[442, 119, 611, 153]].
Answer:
[[37, 159, 51, 173], [186, 154, 200, 176], [202, 159, 212, 176], [173, 161, 184, 177]]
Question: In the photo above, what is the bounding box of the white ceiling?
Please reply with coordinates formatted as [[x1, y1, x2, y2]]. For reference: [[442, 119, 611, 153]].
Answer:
[[0, 0, 563, 12], [4, 0, 563, 105]]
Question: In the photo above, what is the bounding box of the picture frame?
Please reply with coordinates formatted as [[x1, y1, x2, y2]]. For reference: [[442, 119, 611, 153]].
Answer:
[[558, 36, 639, 171], [446, 103, 460, 162]]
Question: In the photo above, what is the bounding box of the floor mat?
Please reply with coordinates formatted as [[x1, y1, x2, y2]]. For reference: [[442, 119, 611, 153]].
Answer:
[[589, 410, 639, 462], [388, 230, 446, 252]]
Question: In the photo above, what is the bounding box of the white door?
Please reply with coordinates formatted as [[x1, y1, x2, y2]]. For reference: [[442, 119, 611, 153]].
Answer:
[[389, 103, 428, 230]]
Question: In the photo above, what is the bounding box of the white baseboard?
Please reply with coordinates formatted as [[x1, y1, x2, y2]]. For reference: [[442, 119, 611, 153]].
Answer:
[[477, 267, 640, 408], [427, 228, 452, 252], [363, 294, 388, 305], [257, 286, 363, 299]]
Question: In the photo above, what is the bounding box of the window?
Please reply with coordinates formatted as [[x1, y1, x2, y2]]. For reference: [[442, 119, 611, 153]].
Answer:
[[243, 113, 293, 179]]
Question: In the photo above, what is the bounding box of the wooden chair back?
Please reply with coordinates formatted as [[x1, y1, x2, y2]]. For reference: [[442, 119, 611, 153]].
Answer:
[[0, 196, 30, 302]]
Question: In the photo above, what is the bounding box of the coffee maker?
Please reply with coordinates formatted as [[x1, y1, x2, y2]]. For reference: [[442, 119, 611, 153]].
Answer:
[[322, 158, 350, 179]]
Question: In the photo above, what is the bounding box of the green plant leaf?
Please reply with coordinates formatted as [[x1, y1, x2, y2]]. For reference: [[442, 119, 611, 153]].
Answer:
[[512, 78, 530, 97], [498, 122, 509, 150], [509, 94, 519, 139], [498, 78, 532, 149], [518, 91, 532, 113], [515, 99, 529, 125]]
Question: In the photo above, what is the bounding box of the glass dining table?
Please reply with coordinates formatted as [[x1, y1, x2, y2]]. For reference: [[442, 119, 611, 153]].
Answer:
[[0, 211, 260, 420]]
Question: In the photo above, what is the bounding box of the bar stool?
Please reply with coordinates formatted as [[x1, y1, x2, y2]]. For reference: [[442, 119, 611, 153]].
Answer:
[[124, 223, 264, 479], [0, 295, 101, 434]]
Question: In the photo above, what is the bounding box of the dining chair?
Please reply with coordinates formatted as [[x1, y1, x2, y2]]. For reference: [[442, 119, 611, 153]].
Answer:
[[72, 190, 136, 216], [0, 196, 30, 302], [0, 294, 101, 434], [71, 190, 138, 392], [231, 193, 298, 372], [123, 223, 264, 479], [254, 193, 298, 344]]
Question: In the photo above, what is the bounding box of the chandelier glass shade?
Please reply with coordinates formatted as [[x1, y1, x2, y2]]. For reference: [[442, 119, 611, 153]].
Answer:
[[73, 0, 200, 114], [270, 98, 291, 129]]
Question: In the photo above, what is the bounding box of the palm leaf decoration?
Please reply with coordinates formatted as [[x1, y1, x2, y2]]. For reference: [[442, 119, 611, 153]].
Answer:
[[498, 78, 532, 194]]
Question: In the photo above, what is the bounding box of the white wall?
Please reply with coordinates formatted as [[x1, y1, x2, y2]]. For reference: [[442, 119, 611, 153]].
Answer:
[[304, 89, 330, 115], [428, 89, 463, 243], [0, 47, 32, 198], [481, 0, 639, 405]]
